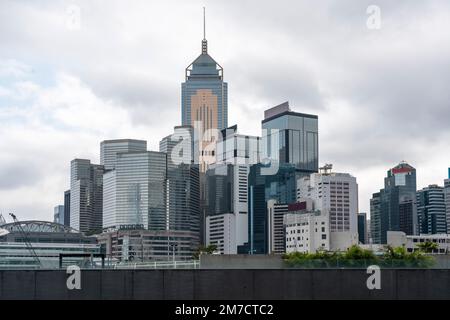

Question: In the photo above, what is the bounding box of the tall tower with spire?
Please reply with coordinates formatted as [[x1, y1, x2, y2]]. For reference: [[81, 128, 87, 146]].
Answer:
[[181, 7, 228, 142], [181, 9, 228, 245]]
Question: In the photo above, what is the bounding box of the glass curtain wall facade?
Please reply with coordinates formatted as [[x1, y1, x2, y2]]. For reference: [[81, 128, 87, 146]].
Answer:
[[160, 126, 201, 249], [239, 103, 319, 254], [64, 190, 70, 227], [416, 185, 447, 234], [102, 151, 167, 231], [206, 164, 234, 216], [370, 192, 382, 244], [370, 162, 417, 244], [100, 139, 147, 171], [70, 159, 104, 234], [215, 125, 261, 166], [445, 177, 450, 234], [181, 35, 228, 244], [262, 103, 318, 173], [357, 213, 367, 244], [53, 205, 65, 225], [240, 163, 299, 254], [181, 45, 227, 131]]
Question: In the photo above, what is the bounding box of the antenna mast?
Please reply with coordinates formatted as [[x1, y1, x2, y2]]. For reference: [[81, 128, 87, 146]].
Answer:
[[202, 7, 208, 54], [203, 7, 206, 39]]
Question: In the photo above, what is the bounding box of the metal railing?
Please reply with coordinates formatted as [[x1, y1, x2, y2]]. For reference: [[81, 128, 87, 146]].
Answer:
[[113, 260, 200, 269]]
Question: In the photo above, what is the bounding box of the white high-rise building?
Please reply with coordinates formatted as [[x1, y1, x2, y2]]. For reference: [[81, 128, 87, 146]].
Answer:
[[297, 172, 358, 233], [205, 125, 261, 254], [297, 170, 359, 250], [285, 210, 330, 253], [205, 164, 250, 253], [267, 200, 288, 254], [267, 199, 327, 254], [267, 199, 314, 254], [206, 213, 236, 254]]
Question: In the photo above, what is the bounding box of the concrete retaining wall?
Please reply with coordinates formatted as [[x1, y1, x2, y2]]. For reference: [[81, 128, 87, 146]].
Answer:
[[1, 269, 449, 300]]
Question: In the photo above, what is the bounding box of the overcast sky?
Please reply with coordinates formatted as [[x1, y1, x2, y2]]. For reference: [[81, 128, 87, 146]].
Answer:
[[1, 0, 449, 222]]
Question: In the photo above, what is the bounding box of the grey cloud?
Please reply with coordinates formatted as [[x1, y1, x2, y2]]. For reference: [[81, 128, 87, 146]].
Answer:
[[79, 69, 180, 126], [0, 162, 42, 190], [228, 57, 324, 111]]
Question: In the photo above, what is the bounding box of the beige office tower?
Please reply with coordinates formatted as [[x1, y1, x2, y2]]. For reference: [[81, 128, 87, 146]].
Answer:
[[181, 10, 228, 244], [181, 10, 228, 172]]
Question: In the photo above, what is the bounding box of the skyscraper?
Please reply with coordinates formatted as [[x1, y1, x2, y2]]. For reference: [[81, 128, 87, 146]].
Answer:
[[241, 103, 319, 254], [267, 200, 289, 254], [297, 171, 358, 234], [445, 170, 450, 233], [181, 10, 228, 132], [297, 170, 359, 250], [284, 203, 330, 254], [64, 190, 71, 227], [100, 139, 147, 171], [53, 205, 65, 224], [159, 126, 200, 248], [416, 185, 447, 234], [181, 10, 228, 245], [244, 163, 298, 254], [205, 163, 250, 254], [370, 162, 418, 244], [261, 101, 319, 173], [215, 125, 261, 166], [357, 213, 368, 244], [160, 126, 194, 166], [70, 159, 104, 234], [100, 134, 200, 260], [102, 151, 167, 230], [203, 124, 261, 253], [370, 192, 382, 244]]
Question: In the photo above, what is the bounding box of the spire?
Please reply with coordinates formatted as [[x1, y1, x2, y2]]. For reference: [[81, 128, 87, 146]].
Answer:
[[202, 7, 207, 54]]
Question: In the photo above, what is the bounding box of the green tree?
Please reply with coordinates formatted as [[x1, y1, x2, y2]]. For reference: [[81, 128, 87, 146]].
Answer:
[[416, 241, 439, 253], [343, 245, 376, 260], [282, 245, 435, 268], [193, 244, 218, 259]]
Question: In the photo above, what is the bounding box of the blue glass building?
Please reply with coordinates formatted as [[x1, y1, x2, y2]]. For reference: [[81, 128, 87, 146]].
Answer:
[[239, 163, 299, 254], [181, 19, 228, 244], [261, 102, 319, 173], [416, 185, 447, 234], [370, 162, 417, 244], [181, 33, 228, 131], [238, 102, 319, 254], [357, 213, 367, 244]]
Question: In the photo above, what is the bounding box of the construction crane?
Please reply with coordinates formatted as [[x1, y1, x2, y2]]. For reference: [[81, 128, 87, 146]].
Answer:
[[9, 213, 41, 268]]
